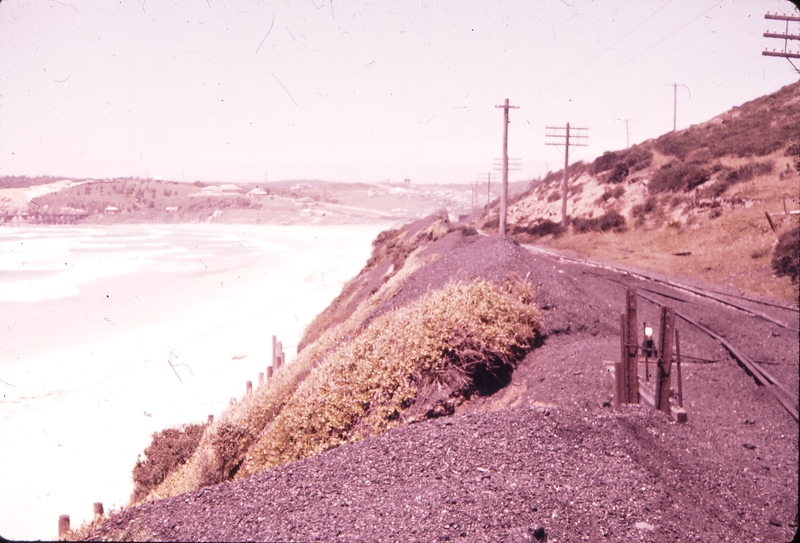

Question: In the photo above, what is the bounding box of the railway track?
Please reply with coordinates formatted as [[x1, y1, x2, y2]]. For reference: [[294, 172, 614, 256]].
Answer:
[[525, 245, 799, 422]]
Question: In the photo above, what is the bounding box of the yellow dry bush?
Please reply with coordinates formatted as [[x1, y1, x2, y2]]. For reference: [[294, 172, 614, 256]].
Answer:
[[146, 276, 540, 501], [241, 277, 540, 476]]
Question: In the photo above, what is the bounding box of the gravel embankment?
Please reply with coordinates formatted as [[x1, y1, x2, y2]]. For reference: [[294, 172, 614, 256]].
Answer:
[[92, 234, 799, 542]]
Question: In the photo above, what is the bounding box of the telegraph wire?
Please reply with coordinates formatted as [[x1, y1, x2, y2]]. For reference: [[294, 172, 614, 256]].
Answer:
[[523, 0, 724, 109]]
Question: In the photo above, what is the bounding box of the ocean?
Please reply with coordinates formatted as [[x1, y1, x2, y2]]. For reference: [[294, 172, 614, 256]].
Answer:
[[0, 222, 389, 540]]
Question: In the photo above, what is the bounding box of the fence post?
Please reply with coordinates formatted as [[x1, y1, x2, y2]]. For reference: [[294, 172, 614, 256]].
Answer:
[[656, 306, 675, 413], [246, 381, 252, 395], [625, 288, 639, 404], [272, 335, 277, 367], [267, 366, 274, 381], [675, 328, 683, 408], [258, 372, 264, 387], [207, 414, 214, 424], [93, 502, 104, 516], [617, 314, 628, 404], [58, 515, 70, 538]]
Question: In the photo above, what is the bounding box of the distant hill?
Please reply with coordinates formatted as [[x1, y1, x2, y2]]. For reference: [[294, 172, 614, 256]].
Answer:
[[481, 81, 800, 301]]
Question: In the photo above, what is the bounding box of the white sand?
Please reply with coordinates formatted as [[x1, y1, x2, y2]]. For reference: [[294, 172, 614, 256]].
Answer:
[[0, 222, 390, 540]]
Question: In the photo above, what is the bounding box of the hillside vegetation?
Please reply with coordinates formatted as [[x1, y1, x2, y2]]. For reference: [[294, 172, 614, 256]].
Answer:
[[484, 81, 800, 301]]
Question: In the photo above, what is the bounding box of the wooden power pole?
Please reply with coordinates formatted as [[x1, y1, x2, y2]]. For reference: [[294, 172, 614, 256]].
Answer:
[[762, 12, 800, 73], [495, 99, 519, 237], [667, 83, 690, 132], [546, 123, 588, 228]]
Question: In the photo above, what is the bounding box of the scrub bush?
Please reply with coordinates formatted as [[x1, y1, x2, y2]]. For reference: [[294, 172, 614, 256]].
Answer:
[[772, 226, 800, 284]]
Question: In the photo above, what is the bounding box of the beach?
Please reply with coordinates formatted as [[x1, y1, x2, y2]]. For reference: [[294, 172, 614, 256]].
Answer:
[[0, 222, 389, 540]]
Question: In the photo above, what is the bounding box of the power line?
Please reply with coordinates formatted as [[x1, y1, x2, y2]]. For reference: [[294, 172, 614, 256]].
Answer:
[[525, 0, 723, 109], [532, 0, 677, 97]]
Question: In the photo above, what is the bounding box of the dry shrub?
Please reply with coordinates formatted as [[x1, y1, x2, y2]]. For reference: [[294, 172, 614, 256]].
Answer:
[[197, 422, 253, 486], [130, 424, 204, 503], [241, 278, 541, 475]]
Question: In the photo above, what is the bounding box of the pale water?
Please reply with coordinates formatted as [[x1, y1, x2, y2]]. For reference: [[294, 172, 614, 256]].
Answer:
[[0, 222, 389, 540]]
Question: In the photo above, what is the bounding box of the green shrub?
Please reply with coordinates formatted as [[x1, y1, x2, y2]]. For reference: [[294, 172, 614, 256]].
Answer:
[[772, 226, 800, 284], [511, 220, 564, 238], [631, 196, 658, 218], [131, 424, 204, 503], [723, 161, 774, 185], [697, 180, 729, 199], [608, 162, 629, 184], [649, 161, 710, 193], [594, 151, 619, 173], [598, 185, 625, 203], [572, 210, 627, 233]]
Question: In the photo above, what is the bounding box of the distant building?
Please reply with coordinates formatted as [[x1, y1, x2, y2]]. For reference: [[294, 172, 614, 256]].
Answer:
[[404, 178, 411, 185], [165, 206, 179, 212], [104, 206, 119, 213]]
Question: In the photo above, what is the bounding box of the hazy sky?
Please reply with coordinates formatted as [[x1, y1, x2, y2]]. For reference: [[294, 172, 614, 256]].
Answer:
[[1, 0, 798, 184]]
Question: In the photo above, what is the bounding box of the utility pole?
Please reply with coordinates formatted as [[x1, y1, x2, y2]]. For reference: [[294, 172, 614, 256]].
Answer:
[[667, 83, 690, 132], [546, 123, 588, 228], [495, 99, 519, 237], [762, 12, 800, 72]]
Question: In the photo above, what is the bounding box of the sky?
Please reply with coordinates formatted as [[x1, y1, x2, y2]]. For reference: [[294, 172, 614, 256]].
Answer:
[[0, 0, 798, 185]]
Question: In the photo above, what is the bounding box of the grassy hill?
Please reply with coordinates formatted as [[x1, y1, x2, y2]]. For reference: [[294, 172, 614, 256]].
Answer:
[[0, 176, 493, 226], [481, 81, 800, 302]]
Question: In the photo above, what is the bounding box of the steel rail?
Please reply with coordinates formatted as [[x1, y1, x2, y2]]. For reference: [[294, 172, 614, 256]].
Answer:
[[525, 245, 798, 332], [595, 271, 799, 421], [527, 245, 798, 421]]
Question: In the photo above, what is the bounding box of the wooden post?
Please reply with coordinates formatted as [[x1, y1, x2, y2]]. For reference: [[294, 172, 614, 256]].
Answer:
[[625, 288, 639, 404], [618, 314, 628, 404], [58, 515, 70, 537], [272, 335, 277, 367], [258, 372, 264, 387], [675, 328, 683, 408], [765, 211, 776, 233], [656, 306, 675, 413], [207, 414, 214, 424], [93, 502, 104, 516], [267, 366, 274, 380], [246, 381, 252, 395]]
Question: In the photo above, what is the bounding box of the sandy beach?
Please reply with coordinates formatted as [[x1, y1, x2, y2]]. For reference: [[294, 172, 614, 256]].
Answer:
[[0, 222, 390, 540]]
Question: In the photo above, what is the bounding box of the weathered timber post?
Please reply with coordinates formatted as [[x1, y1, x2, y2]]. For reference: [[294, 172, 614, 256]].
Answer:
[[675, 328, 683, 408], [93, 502, 104, 516], [258, 372, 264, 387], [625, 288, 639, 404], [277, 341, 284, 366], [656, 306, 675, 413], [271, 335, 277, 367], [267, 366, 274, 381], [58, 515, 70, 538], [207, 414, 214, 424], [617, 314, 628, 404], [246, 381, 252, 395]]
